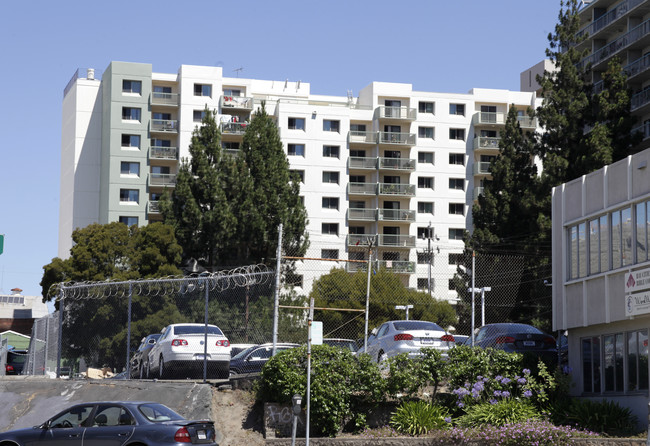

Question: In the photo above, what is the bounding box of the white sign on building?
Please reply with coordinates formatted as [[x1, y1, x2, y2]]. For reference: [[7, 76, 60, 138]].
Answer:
[[624, 267, 650, 294], [626, 291, 650, 317]]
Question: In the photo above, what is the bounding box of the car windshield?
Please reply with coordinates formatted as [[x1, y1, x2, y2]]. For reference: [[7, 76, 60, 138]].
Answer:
[[7, 352, 27, 365], [232, 345, 258, 359], [392, 321, 443, 331], [504, 324, 543, 335], [173, 325, 223, 335], [138, 403, 185, 422]]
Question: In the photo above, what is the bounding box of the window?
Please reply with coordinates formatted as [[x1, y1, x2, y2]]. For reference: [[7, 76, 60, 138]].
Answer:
[[449, 228, 465, 240], [287, 144, 305, 156], [350, 124, 366, 132], [450, 103, 465, 116], [322, 197, 339, 210], [223, 88, 241, 97], [120, 162, 140, 176], [321, 249, 339, 259], [322, 223, 339, 236], [417, 227, 434, 239], [119, 216, 138, 227], [194, 83, 212, 97], [448, 279, 456, 290], [193, 110, 206, 122], [288, 117, 305, 130], [121, 134, 140, 148], [418, 202, 434, 214], [417, 251, 432, 264], [418, 127, 434, 139], [449, 178, 464, 190], [637, 201, 649, 263], [418, 152, 434, 164], [449, 128, 465, 141], [449, 203, 464, 215], [122, 80, 142, 94], [122, 107, 141, 121], [418, 278, 433, 290], [120, 189, 139, 203], [222, 141, 240, 151], [323, 145, 340, 158], [419, 101, 434, 114], [285, 272, 303, 288], [289, 170, 305, 183], [323, 171, 339, 184], [418, 177, 434, 189], [449, 253, 464, 265], [323, 120, 340, 132], [449, 153, 465, 166]]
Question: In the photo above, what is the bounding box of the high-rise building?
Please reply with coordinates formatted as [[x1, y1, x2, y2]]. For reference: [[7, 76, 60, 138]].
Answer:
[[60, 61, 541, 301]]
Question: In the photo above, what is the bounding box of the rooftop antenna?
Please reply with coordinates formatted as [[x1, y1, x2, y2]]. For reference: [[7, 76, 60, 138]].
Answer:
[[347, 90, 354, 104], [233, 67, 244, 77]]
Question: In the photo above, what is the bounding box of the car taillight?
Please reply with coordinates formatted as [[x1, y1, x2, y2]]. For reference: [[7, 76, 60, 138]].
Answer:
[[394, 333, 414, 341], [495, 336, 515, 344], [440, 334, 455, 343], [6, 365, 13, 372], [543, 336, 556, 346], [174, 427, 191, 443], [171, 339, 188, 347], [216, 340, 230, 347]]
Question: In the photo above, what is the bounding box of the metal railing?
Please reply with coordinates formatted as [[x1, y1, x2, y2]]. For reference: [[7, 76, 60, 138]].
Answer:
[[149, 173, 176, 186], [220, 122, 249, 134], [379, 132, 416, 145], [347, 234, 377, 247], [474, 162, 491, 175], [474, 137, 501, 150], [576, 0, 645, 40], [376, 260, 416, 274], [348, 157, 378, 169], [151, 92, 179, 106], [378, 208, 416, 222], [348, 182, 378, 195], [150, 146, 178, 160], [375, 106, 417, 120], [349, 131, 378, 144], [578, 18, 650, 70], [631, 88, 650, 111], [378, 234, 416, 248], [378, 183, 416, 196], [379, 157, 416, 171], [348, 208, 377, 221], [517, 116, 537, 129], [473, 112, 506, 126], [151, 119, 178, 132], [220, 95, 254, 110]]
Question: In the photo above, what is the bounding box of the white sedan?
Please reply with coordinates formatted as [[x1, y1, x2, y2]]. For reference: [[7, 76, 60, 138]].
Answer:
[[147, 323, 231, 379]]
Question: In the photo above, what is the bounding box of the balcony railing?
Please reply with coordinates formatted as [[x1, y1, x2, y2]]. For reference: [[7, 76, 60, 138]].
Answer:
[[378, 234, 416, 248], [578, 18, 650, 70], [517, 116, 537, 129], [379, 157, 416, 171], [474, 187, 485, 199], [220, 122, 249, 134], [377, 260, 416, 274], [150, 146, 178, 160], [349, 130, 378, 144], [347, 234, 377, 247], [149, 173, 176, 186], [631, 88, 650, 111], [378, 209, 415, 222], [576, 0, 645, 40], [378, 183, 416, 197], [148, 201, 160, 214], [473, 162, 491, 175], [348, 157, 378, 169], [151, 119, 178, 132], [151, 92, 179, 106], [220, 95, 254, 111], [348, 208, 377, 221], [348, 182, 377, 195], [473, 137, 501, 151], [379, 132, 416, 145], [375, 106, 417, 121], [346, 262, 368, 273], [473, 112, 506, 126], [625, 53, 650, 79]]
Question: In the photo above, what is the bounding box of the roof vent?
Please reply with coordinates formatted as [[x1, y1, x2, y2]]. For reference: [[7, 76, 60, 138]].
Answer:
[[87, 68, 95, 80]]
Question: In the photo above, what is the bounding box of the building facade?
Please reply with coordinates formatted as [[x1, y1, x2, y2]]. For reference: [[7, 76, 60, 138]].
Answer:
[[60, 61, 541, 300]]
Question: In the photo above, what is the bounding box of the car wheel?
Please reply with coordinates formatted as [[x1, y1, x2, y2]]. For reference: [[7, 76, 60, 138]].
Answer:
[[145, 361, 150, 379], [378, 350, 387, 363], [139, 363, 145, 379], [159, 356, 167, 379]]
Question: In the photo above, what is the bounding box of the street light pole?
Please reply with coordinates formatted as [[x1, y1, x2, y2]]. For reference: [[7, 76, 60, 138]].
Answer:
[[427, 222, 433, 298], [395, 305, 413, 320]]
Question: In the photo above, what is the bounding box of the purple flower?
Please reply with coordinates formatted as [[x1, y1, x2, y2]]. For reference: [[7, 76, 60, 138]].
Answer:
[[495, 375, 503, 381], [493, 390, 502, 397], [500, 377, 511, 385], [457, 401, 464, 408], [444, 417, 452, 423], [517, 377, 527, 384], [523, 368, 531, 375], [501, 391, 510, 398], [524, 390, 533, 398], [489, 399, 497, 405]]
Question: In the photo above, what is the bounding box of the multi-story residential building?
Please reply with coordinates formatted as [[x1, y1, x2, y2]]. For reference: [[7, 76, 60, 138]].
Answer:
[[60, 61, 541, 302]]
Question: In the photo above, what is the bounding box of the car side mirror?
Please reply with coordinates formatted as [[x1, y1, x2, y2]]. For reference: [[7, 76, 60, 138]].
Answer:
[[371, 328, 378, 336]]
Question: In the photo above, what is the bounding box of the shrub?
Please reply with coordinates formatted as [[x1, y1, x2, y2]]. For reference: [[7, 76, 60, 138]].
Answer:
[[455, 398, 541, 428], [390, 401, 450, 435], [444, 345, 523, 389], [564, 399, 639, 437]]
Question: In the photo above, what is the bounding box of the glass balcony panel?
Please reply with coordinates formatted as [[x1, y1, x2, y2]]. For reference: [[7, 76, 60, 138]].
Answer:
[[150, 173, 176, 186], [378, 209, 415, 222], [473, 162, 491, 175], [348, 182, 377, 195], [220, 95, 254, 110], [346, 262, 368, 273], [473, 137, 501, 150], [377, 260, 416, 274], [348, 208, 377, 221], [347, 234, 377, 247], [349, 130, 378, 144], [151, 92, 179, 106], [378, 234, 416, 248], [375, 106, 417, 120], [151, 120, 178, 132], [150, 146, 178, 160], [348, 157, 378, 169], [517, 116, 536, 129], [220, 122, 248, 134], [378, 157, 416, 170], [578, 18, 650, 69], [473, 112, 506, 125], [148, 201, 160, 213], [379, 132, 416, 145], [378, 183, 416, 196], [474, 187, 484, 199]]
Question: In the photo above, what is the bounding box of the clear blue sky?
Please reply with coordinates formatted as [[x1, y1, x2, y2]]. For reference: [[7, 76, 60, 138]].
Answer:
[[0, 0, 563, 299]]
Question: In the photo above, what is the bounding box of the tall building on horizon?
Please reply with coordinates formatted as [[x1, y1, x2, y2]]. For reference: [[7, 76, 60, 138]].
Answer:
[[60, 61, 541, 302]]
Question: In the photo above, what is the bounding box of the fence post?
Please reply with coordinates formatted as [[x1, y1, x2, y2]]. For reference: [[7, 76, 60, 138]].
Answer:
[[126, 282, 132, 379], [363, 239, 373, 353], [44, 316, 50, 376], [203, 277, 209, 383], [56, 286, 64, 378], [272, 224, 283, 356]]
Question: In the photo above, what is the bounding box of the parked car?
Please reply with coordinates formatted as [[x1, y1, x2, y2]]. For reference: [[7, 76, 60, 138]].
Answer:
[[131, 333, 161, 379], [0, 401, 217, 445], [230, 343, 256, 358], [453, 334, 470, 346], [229, 343, 299, 377], [5, 349, 28, 375], [361, 320, 455, 362], [147, 323, 231, 379], [472, 323, 558, 361], [323, 338, 358, 353]]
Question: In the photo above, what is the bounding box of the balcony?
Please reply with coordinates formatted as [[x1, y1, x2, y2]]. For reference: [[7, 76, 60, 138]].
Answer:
[[148, 201, 160, 214], [374, 106, 417, 121], [348, 208, 377, 221], [378, 208, 415, 222], [149, 146, 178, 160], [346, 261, 368, 273], [474, 187, 484, 200], [347, 234, 377, 247], [377, 260, 416, 274], [473, 111, 506, 126], [473, 137, 501, 152], [578, 18, 650, 70], [349, 130, 378, 145], [517, 116, 537, 129], [576, 0, 646, 41], [378, 234, 416, 248], [348, 157, 378, 170], [473, 162, 491, 175], [379, 132, 416, 146], [151, 92, 179, 106], [151, 119, 178, 133], [631, 88, 650, 111], [149, 173, 176, 187], [379, 157, 416, 171], [625, 53, 650, 80], [348, 182, 377, 196], [378, 183, 415, 197], [220, 122, 248, 135], [220, 95, 254, 111]]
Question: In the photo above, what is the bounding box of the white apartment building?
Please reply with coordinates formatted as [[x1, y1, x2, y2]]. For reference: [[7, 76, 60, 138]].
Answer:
[[60, 61, 541, 301]]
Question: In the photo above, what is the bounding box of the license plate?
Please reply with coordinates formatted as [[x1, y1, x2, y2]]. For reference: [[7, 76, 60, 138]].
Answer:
[[195, 354, 206, 360], [197, 430, 206, 440], [421, 338, 433, 344], [523, 341, 536, 347]]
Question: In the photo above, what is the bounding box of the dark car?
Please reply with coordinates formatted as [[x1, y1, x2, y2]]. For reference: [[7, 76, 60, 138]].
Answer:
[[323, 338, 358, 354], [131, 333, 161, 379], [0, 401, 217, 446], [473, 323, 557, 361], [6, 349, 28, 375], [229, 343, 299, 377]]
